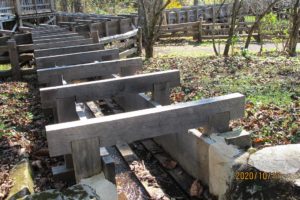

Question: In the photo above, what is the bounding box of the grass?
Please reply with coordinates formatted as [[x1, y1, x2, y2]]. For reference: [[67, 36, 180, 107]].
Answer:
[[0, 64, 11, 71], [144, 54, 300, 145]]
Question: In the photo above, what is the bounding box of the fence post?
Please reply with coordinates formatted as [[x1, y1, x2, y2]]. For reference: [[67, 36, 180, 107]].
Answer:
[[90, 31, 99, 44], [7, 39, 21, 80], [152, 82, 170, 106], [198, 17, 203, 43], [137, 27, 143, 56], [104, 21, 109, 37]]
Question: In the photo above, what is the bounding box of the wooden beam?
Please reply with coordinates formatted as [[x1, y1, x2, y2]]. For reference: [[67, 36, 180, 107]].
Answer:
[[37, 57, 142, 84], [34, 43, 104, 57], [34, 38, 93, 50], [33, 36, 85, 44], [35, 33, 79, 40], [99, 29, 138, 44], [46, 93, 245, 157], [40, 70, 180, 108], [36, 49, 119, 69]]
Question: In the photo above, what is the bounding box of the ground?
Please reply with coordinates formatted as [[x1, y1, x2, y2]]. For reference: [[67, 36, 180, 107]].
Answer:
[[0, 40, 299, 199]]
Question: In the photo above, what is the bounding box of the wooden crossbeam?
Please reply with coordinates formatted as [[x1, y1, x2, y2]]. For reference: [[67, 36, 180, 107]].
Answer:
[[32, 31, 72, 39], [34, 38, 93, 50], [40, 70, 180, 108], [46, 93, 245, 157], [33, 36, 85, 44], [35, 49, 119, 69], [34, 33, 79, 40], [37, 57, 142, 84], [34, 43, 104, 57]]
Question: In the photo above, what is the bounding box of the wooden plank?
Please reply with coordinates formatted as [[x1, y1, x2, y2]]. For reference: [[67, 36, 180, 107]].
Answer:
[[35, 33, 79, 40], [116, 143, 171, 199], [34, 43, 104, 57], [46, 93, 245, 157], [36, 49, 118, 69], [37, 57, 141, 84], [120, 48, 137, 58], [99, 29, 138, 44], [141, 139, 194, 195], [34, 38, 93, 50], [33, 36, 85, 44], [71, 137, 102, 183], [32, 31, 71, 39], [40, 70, 180, 108]]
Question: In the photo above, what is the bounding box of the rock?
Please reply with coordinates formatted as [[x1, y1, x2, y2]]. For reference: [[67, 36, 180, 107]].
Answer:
[[248, 144, 300, 174], [226, 144, 300, 200], [24, 184, 101, 200], [7, 159, 34, 200]]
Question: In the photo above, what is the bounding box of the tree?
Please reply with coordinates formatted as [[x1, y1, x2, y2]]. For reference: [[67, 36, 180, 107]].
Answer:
[[138, 0, 171, 58], [223, 0, 243, 56], [73, 0, 84, 12], [288, 0, 300, 56], [244, 0, 282, 49], [60, 0, 68, 12]]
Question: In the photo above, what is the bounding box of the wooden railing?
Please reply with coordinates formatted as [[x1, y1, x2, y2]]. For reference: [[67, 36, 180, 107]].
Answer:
[[15, 0, 54, 16], [0, 0, 15, 14], [158, 20, 258, 41]]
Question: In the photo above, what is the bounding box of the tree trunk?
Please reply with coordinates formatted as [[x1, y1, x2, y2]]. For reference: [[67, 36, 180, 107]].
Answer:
[[74, 0, 83, 12], [60, 0, 68, 12], [194, 0, 199, 5], [145, 44, 154, 58], [244, 0, 280, 49], [223, 0, 240, 56], [139, 0, 171, 59], [288, 0, 300, 57]]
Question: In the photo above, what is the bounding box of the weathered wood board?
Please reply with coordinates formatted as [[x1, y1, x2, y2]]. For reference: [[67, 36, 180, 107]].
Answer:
[[40, 70, 180, 108], [46, 93, 245, 157]]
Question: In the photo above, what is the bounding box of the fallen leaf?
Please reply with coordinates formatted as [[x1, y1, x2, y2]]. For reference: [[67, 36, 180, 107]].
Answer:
[[190, 179, 203, 198], [162, 159, 177, 169]]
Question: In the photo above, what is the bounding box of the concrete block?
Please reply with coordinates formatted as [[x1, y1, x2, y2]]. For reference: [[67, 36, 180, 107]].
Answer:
[[208, 134, 248, 199], [223, 129, 252, 149]]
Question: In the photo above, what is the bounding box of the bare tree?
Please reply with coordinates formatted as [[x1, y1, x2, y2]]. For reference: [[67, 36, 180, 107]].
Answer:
[[138, 0, 171, 58], [223, 0, 243, 56], [60, 0, 68, 12], [288, 0, 300, 56], [244, 0, 282, 49], [73, 0, 84, 12]]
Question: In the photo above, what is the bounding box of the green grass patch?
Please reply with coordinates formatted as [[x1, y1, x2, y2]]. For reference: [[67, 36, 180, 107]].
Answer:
[[0, 64, 11, 71]]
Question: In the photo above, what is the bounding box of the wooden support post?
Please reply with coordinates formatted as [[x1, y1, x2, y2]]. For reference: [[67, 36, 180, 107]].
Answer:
[[55, 97, 78, 180], [198, 17, 203, 43], [7, 39, 20, 80], [186, 10, 189, 23], [195, 8, 199, 21], [176, 11, 180, 24], [90, 31, 99, 43], [101, 153, 116, 184], [203, 111, 231, 135], [152, 82, 170, 106], [71, 137, 102, 183], [137, 27, 142, 56], [104, 21, 109, 36], [118, 19, 122, 34]]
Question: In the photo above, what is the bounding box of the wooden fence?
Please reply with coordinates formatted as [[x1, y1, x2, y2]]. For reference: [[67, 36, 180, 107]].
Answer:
[[158, 19, 259, 41], [0, 12, 141, 80], [31, 24, 245, 184]]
